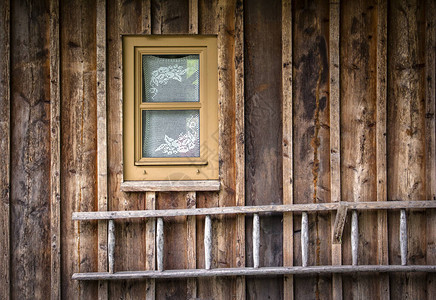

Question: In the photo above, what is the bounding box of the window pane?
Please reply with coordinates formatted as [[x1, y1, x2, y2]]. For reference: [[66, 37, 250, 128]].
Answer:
[[142, 55, 199, 102], [142, 110, 200, 158]]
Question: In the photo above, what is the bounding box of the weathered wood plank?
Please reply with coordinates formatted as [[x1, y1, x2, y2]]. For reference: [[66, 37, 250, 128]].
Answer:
[[73, 265, 436, 280], [340, 0, 380, 297], [204, 215, 212, 270], [60, 0, 98, 298], [0, 0, 10, 299], [120, 180, 220, 192], [145, 191, 156, 300], [189, 0, 198, 34], [108, 220, 115, 273], [245, 0, 283, 297], [96, 0, 108, 299], [186, 192, 197, 299], [253, 214, 260, 268], [49, 0, 61, 299], [107, 0, 148, 298], [301, 212, 309, 267], [400, 209, 408, 266], [425, 0, 436, 298], [282, 0, 294, 298], [292, 0, 331, 297], [73, 200, 436, 220], [234, 0, 245, 297], [156, 217, 164, 272], [10, 0, 52, 298], [387, 0, 427, 298], [376, 0, 389, 298], [351, 211, 358, 266], [329, 1, 342, 298]]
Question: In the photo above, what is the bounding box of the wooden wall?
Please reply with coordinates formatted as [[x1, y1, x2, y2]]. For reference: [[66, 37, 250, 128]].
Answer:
[[0, 0, 435, 299]]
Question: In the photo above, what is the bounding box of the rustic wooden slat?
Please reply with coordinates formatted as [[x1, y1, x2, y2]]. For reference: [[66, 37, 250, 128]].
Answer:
[[108, 220, 115, 274], [49, 0, 61, 299], [282, 0, 293, 298], [425, 1, 436, 298], [329, 0, 342, 299], [96, 0, 108, 299], [234, 0, 245, 297], [301, 212, 309, 267], [142, 0, 151, 35], [253, 214, 260, 268], [351, 211, 358, 266], [120, 180, 220, 192], [73, 200, 436, 220], [11, 1, 53, 298], [376, 0, 389, 298], [189, 0, 198, 34], [204, 215, 212, 270], [73, 265, 436, 280], [0, 0, 10, 299], [157, 218, 164, 272], [145, 191, 156, 300], [332, 204, 348, 244], [388, 1, 427, 298], [186, 192, 197, 299], [400, 209, 407, 266]]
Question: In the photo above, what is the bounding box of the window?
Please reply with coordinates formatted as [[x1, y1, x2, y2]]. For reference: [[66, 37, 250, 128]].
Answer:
[[123, 36, 218, 181]]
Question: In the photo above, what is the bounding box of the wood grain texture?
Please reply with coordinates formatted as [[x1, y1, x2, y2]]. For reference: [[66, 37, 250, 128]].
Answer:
[[120, 180, 220, 192], [49, 0, 61, 298], [0, 1, 10, 299], [282, 0, 294, 298], [96, 0, 108, 299], [387, 0, 427, 299], [73, 265, 436, 280], [145, 191, 156, 300], [292, 0, 331, 298], [10, 0, 52, 298], [107, 0, 148, 298], [234, 0, 245, 298], [329, 1, 342, 299], [60, 0, 98, 298], [376, 0, 389, 298], [340, 0, 380, 297], [245, 0, 284, 298], [425, 1, 436, 299]]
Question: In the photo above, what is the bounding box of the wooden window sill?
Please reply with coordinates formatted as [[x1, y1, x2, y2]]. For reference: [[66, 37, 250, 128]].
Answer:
[[120, 180, 220, 192]]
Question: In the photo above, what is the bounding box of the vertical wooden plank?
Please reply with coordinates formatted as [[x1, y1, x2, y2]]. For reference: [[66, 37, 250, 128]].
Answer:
[[329, 0, 342, 298], [292, 0, 331, 298], [189, 0, 198, 34], [0, 0, 10, 299], [400, 209, 408, 266], [340, 0, 379, 298], [376, 0, 389, 298], [49, 0, 61, 299], [234, 0, 245, 298], [245, 0, 283, 298], [282, 0, 294, 298], [351, 211, 358, 266], [187, 3, 198, 298], [96, 0, 108, 298], [425, 1, 436, 299], [10, 0, 52, 298], [215, 0, 237, 299], [301, 212, 309, 267], [388, 0, 427, 299], [61, 0, 98, 298], [107, 0, 147, 298], [186, 192, 197, 299], [145, 192, 156, 300]]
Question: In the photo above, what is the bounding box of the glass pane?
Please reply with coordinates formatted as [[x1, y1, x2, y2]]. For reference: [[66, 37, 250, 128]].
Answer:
[[142, 110, 200, 158], [142, 55, 199, 102]]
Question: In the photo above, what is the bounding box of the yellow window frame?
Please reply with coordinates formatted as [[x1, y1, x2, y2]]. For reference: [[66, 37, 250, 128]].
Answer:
[[123, 35, 218, 181]]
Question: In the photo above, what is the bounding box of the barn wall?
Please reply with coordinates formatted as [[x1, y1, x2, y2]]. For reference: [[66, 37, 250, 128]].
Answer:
[[0, 0, 435, 299]]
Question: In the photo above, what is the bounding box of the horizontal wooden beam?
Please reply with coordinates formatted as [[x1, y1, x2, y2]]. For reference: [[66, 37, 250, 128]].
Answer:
[[72, 265, 436, 280], [73, 201, 436, 221], [120, 180, 220, 192]]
